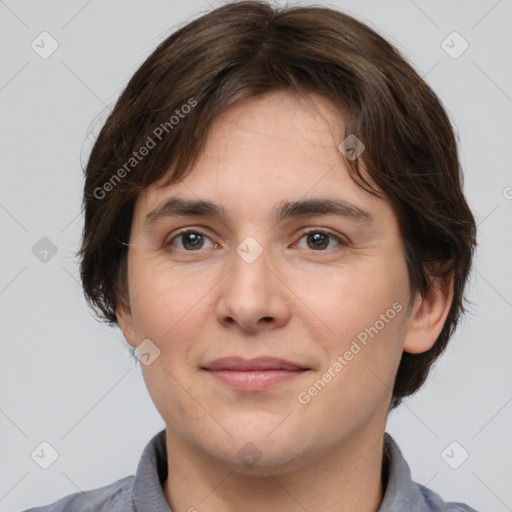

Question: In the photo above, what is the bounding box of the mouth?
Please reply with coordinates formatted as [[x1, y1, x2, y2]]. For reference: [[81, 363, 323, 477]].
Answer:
[[201, 356, 310, 391]]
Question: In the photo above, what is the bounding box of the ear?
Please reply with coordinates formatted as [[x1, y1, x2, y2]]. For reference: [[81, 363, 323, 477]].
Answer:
[[116, 298, 138, 349], [402, 272, 454, 354]]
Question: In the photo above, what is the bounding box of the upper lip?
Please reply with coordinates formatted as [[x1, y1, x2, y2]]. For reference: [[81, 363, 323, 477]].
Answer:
[[202, 357, 308, 371]]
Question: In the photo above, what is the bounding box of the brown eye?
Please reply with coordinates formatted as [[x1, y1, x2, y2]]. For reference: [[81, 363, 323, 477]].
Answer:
[[295, 230, 345, 251], [180, 232, 204, 250], [307, 232, 329, 250], [166, 230, 215, 251]]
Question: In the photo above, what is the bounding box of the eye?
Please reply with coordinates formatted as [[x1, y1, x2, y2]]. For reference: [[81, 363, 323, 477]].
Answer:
[[294, 229, 346, 251], [165, 230, 217, 251], [164, 228, 346, 253]]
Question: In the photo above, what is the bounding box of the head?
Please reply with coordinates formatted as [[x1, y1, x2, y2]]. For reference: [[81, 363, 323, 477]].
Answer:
[[78, 0, 476, 470]]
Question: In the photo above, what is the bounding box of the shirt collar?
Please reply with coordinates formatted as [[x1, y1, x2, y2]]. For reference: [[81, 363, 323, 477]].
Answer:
[[379, 432, 431, 511], [130, 429, 432, 511], [130, 429, 172, 511]]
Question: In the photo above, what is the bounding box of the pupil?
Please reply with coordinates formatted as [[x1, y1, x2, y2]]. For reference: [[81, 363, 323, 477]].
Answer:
[[184, 233, 203, 249], [309, 233, 328, 249]]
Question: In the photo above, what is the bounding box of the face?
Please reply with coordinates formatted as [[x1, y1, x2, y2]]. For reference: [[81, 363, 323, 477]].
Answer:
[[117, 90, 417, 473]]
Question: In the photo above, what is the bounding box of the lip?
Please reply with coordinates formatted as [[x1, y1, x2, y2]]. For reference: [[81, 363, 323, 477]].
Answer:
[[202, 356, 307, 371], [202, 357, 309, 391]]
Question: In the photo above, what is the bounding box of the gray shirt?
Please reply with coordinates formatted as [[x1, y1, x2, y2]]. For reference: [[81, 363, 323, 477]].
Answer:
[[22, 430, 478, 511]]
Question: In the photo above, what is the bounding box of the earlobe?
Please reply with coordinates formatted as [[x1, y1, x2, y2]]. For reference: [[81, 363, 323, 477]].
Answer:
[[402, 273, 454, 354], [116, 299, 137, 348]]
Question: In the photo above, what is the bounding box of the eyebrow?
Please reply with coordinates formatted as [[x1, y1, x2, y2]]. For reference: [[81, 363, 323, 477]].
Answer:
[[144, 197, 373, 228]]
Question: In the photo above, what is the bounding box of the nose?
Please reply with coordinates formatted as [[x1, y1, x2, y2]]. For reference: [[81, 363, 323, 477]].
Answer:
[[216, 241, 292, 333]]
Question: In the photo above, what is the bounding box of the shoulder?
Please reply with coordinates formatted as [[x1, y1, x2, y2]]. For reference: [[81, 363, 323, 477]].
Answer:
[[417, 482, 479, 511], [20, 475, 134, 512], [382, 433, 478, 511]]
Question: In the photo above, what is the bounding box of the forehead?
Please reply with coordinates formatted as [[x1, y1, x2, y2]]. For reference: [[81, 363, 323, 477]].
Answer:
[[134, 90, 382, 220]]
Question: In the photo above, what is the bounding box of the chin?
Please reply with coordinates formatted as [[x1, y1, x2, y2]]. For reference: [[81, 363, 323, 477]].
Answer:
[[222, 411, 296, 443], [205, 424, 308, 473], [215, 442, 307, 476]]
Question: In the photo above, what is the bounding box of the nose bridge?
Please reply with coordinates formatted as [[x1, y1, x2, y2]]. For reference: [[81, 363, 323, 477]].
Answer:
[[217, 234, 290, 330], [229, 235, 273, 303]]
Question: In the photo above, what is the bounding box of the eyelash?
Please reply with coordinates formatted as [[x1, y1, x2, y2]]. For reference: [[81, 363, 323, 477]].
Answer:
[[164, 228, 348, 252]]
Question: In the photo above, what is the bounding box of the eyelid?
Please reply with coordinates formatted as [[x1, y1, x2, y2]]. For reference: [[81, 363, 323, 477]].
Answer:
[[164, 227, 217, 248], [296, 227, 348, 243], [164, 226, 349, 251]]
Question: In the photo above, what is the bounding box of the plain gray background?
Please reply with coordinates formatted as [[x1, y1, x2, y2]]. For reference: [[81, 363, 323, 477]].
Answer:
[[1, 0, 511, 510]]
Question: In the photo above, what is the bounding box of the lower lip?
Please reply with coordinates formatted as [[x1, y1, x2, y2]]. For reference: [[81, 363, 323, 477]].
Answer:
[[205, 369, 306, 391]]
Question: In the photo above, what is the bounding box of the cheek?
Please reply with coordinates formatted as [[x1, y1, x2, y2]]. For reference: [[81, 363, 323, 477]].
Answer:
[[128, 256, 211, 338], [302, 259, 409, 400], [301, 260, 407, 336], [335, 266, 408, 380]]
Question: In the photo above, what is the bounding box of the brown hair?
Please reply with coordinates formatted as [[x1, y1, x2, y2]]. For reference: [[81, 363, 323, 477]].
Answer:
[[78, 0, 476, 409]]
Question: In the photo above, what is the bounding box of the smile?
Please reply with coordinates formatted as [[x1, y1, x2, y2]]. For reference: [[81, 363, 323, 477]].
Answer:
[[204, 368, 307, 391]]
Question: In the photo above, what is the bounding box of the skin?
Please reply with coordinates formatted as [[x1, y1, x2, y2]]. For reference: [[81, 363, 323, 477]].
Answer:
[[116, 90, 453, 512]]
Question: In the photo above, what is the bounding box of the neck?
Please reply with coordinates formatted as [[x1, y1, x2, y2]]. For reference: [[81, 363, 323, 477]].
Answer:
[[163, 424, 387, 512]]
